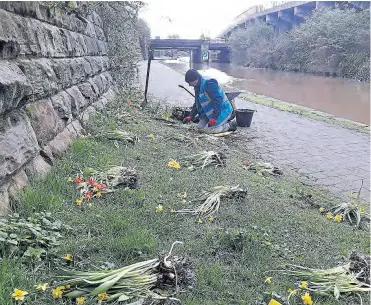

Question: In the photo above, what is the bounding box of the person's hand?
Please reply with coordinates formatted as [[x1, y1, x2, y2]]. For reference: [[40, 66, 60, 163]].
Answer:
[[183, 116, 192, 124], [208, 118, 216, 127]]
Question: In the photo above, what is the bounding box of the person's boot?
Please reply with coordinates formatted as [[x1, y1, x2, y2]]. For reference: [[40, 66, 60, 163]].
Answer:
[[228, 120, 238, 132]]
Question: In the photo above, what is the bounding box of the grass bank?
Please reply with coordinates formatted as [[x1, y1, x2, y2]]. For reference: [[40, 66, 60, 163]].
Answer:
[[1, 91, 369, 305]]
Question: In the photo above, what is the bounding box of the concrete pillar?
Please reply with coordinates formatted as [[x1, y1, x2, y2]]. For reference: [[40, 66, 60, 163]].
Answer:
[[278, 10, 294, 32], [191, 48, 202, 63], [266, 12, 279, 27], [219, 49, 230, 63]]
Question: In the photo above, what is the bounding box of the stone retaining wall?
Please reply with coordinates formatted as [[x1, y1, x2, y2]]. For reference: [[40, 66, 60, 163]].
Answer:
[[0, 2, 115, 214]]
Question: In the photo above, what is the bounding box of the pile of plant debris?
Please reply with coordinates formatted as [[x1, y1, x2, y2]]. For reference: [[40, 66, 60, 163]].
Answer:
[[47, 242, 194, 303]]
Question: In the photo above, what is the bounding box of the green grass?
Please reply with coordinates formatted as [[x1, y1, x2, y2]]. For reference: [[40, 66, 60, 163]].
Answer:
[[240, 92, 370, 134], [1, 94, 369, 305]]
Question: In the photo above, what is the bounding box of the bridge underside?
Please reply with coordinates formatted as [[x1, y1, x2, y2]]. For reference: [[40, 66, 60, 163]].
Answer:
[[150, 39, 230, 63], [223, 1, 370, 37]]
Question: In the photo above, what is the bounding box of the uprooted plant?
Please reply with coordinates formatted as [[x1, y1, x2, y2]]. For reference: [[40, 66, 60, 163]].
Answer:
[[180, 151, 227, 170], [175, 185, 247, 221], [272, 252, 371, 304], [44, 242, 194, 304], [245, 162, 283, 176], [89, 130, 138, 144], [324, 181, 370, 228], [69, 167, 138, 207]]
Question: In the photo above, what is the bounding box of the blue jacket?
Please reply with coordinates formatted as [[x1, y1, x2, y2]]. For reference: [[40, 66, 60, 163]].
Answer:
[[190, 76, 232, 125]]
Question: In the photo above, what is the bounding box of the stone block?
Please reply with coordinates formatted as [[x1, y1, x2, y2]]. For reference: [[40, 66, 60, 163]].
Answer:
[[0, 110, 39, 184], [84, 36, 99, 55], [78, 82, 98, 105], [0, 61, 32, 114], [47, 126, 73, 157], [66, 85, 89, 117], [94, 25, 106, 41], [50, 91, 73, 123], [85, 56, 103, 75], [25, 98, 66, 145], [24, 154, 52, 178], [8, 169, 28, 202], [80, 106, 97, 124], [17, 58, 59, 100]]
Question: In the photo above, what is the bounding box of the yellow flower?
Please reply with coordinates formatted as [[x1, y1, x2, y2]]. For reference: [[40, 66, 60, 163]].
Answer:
[[52, 286, 64, 299], [301, 292, 313, 305], [181, 199, 186, 204], [168, 159, 181, 169], [208, 216, 215, 222], [268, 299, 282, 305], [65, 284, 71, 289], [170, 209, 176, 213], [98, 292, 109, 303], [36, 283, 48, 292], [301, 281, 308, 288], [67, 177, 73, 182], [265, 277, 272, 284], [198, 219, 204, 224], [96, 192, 102, 198], [182, 192, 187, 199], [334, 214, 343, 223], [201, 210, 206, 214], [64, 253, 72, 261], [93, 186, 99, 192], [76, 198, 83, 206], [319, 207, 324, 212], [155, 204, 164, 213], [12, 289, 28, 301], [76, 296, 85, 304], [326, 212, 333, 219]]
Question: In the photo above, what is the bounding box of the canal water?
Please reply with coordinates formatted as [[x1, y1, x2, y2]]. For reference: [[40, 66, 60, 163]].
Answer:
[[162, 57, 370, 125]]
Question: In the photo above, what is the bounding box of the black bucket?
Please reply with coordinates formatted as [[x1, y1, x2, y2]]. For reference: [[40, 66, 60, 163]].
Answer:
[[235, 109, 255, 127]]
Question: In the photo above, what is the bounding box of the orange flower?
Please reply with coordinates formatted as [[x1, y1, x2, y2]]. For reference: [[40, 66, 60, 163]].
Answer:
[[84, 191, 93, 200], [75, 177, 84, 184]]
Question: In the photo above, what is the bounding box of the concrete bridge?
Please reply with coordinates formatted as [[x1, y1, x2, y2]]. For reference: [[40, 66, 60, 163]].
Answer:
[[149, 39, 230, 63], [220, 1, 370, 37]]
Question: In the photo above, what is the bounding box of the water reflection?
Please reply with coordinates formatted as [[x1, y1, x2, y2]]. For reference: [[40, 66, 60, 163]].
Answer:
[[165, 57, 370, 124]]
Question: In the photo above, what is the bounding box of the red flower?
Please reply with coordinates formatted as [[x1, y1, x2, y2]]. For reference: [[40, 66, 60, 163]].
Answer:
[[133, 108, 137, 114], [86, 178, 96, 185], [128, 101, 132, 106], [84, 191, 93, 200], [97, 183, 106, 189], [75, 177, 84, 184], [242, 161, 249, 167]]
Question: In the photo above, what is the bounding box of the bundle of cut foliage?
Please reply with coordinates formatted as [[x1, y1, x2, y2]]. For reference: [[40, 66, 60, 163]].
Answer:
[[53, 242, 194, 303], [274, 252, 371, 303], [181, 151, 227, 169], [175, 185, 247, 219], [90, 130, 138, 144], [84, 166, 139, 192]]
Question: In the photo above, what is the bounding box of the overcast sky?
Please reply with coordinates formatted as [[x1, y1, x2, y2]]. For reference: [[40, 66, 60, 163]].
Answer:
[[139, 0, 270, 39]]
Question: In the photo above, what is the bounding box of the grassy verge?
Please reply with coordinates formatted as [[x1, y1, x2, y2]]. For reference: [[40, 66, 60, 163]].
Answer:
[[1, 91, 369, 305], [240, 92, 370, 134]]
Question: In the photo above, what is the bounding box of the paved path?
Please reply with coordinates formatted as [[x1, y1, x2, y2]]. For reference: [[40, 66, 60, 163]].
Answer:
[[139, 61, 370, 204]]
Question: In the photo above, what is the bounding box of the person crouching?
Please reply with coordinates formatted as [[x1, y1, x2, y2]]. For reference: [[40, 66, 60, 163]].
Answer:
[[183, 69, 237, 134]]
